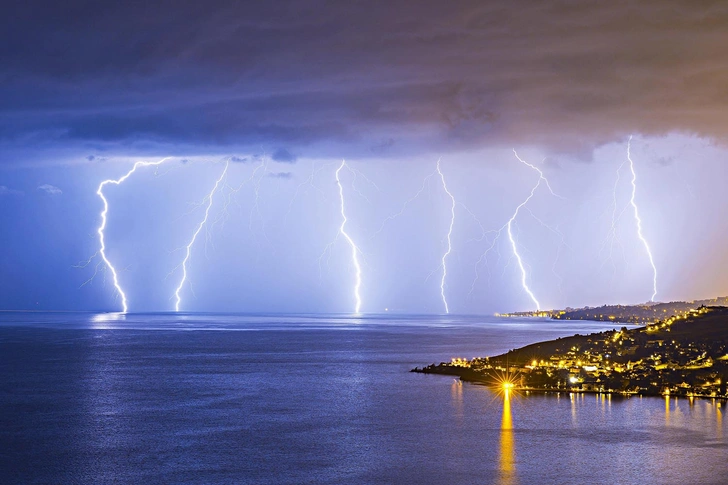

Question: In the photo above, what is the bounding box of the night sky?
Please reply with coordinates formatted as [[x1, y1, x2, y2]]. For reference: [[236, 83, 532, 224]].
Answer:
[[2, 1, 728, 313]]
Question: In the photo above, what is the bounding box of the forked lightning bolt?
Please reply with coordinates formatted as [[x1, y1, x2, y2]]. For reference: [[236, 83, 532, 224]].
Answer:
[[627, 136, 658, 302], [505, 168, 542, 309], [471, 151, 561, 311], [436, 159, 456, 314], [95, 157, 171, 313], [374, 159, 482, 313], [335, 160, 363, 313], [173, 161, 230, 312]]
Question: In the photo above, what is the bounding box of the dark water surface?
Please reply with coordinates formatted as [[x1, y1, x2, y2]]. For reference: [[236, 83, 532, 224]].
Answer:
[[1, 313, 726, 484]]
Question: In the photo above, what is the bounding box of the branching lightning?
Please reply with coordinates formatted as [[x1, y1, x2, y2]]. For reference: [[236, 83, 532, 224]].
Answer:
[[172, 161, 230, 312], [334, 160, 363, 313], [436, 159, 456, 314], [470, 151, 562, 311], [372, 159, 477, 313], [95, 157, 171, 313], [505, 173, 542, 309], [627, 136, 658, 302]]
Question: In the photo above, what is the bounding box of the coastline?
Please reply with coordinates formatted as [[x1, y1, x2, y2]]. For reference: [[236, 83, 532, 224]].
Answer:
[[412, 366, 728, 402], [413, 306, 728, 402]]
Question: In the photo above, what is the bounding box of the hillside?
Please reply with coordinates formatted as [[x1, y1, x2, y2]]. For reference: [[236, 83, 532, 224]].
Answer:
[[415, 306, 728, 398]]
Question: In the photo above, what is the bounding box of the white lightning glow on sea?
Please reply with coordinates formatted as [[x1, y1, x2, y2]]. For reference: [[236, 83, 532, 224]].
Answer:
[[95, 157, 171, 313], [335, 160, 363, 313], [173, 161, 230, 312], [436, 159, 456, 314], [627, 136, 658, 302]]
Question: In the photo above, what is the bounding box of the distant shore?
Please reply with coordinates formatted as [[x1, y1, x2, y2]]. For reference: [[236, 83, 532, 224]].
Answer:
[[414, 306, 728, 402], [496, 296, 728, 325]]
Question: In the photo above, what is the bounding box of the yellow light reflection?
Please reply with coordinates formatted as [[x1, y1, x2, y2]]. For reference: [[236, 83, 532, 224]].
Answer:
[[717, 402, 723, 440], [451, 379, 463, 420], [498, 389, 517, 485], [664, 395, 670, 426]]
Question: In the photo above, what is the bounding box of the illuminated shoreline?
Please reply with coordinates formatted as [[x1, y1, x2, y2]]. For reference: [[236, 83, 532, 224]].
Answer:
[[415, 306, 728, 401]]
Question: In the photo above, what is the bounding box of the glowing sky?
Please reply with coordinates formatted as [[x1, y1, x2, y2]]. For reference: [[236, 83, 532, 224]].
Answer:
[[2, 1, 728, 313]]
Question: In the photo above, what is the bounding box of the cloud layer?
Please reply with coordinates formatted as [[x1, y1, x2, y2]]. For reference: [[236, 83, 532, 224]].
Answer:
[[0, 186, 23, 196], [37, 184, 62, 195], [2, 1, 728, 164]]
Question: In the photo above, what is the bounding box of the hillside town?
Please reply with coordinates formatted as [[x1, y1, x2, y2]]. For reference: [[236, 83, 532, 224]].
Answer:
[[415, 306, 728, 399]]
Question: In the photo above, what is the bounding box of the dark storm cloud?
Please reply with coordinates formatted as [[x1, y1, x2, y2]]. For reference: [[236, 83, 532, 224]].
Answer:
[[2, 0, 728, 165], [272, 149, 297, 163]]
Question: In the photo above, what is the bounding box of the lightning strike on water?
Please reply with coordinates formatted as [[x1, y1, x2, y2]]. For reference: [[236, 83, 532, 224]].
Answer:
[[173, 161, 230, 312], [470, 151, 562, 310], [436, 159, 456, 314], [505, 184, 542, 308], [627, 136, 658, 302], [334, 160, 363, 313], [95, 157, 171, 313], [373, 159, 484, 313]]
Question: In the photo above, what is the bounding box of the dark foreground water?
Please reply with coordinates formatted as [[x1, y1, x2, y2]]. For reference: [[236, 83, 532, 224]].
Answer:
[[1, 313, 726, 485]]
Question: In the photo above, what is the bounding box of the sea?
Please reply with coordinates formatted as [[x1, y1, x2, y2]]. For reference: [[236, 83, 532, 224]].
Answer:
[[1, 312, 726, 485]]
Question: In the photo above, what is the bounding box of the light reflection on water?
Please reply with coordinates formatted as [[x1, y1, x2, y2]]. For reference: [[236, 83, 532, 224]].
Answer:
[[488, 388, 728, 485], [499, 389, 516, 485], [0, 312, 726, 485]]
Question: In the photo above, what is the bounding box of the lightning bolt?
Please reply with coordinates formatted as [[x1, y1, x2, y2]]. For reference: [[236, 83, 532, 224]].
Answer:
[[95, 157, 171, 313], [436, 159, 455, 314], [334, 160, 363, 313], [627, 135, 658, 302], [213, 158, 263, 231], [506, 182, 541, 309], [173, 161, 230, 312], [471, 151, 561, 311]]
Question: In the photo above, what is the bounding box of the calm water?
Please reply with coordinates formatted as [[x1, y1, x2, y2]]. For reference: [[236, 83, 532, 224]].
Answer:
[[1, 313, 726, 485]]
